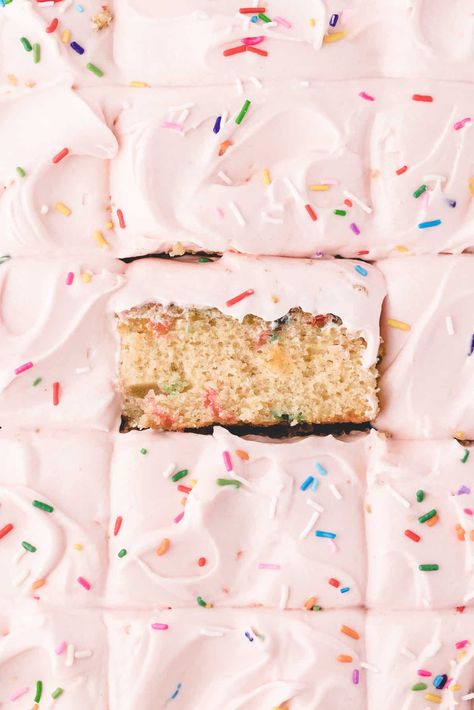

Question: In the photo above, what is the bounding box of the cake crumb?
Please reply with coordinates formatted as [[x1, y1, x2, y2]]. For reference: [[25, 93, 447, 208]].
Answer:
[[91, 6, 113, 31]]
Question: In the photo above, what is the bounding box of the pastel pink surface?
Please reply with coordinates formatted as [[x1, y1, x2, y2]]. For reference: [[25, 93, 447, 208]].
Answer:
[[375, 256, 474, 439]]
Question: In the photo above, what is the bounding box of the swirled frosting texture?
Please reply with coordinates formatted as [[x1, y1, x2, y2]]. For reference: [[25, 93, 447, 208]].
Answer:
[[375, 256, 474, 439]]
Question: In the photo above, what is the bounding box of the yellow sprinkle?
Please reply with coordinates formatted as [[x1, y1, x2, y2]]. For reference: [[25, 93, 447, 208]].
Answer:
[[455, 431, 465, 440], [55, 202, 71, 216], [94, 229, 109, 249], [61, 29, 71, 44], [395, 245, 411, 253], [469, 177, 474, 196], [323, 31, 347, 44], [105, 221, 114, 230], [387, 319, 411, 331], [129, 81, 149, 88], [81, 272, 92, 284], [309, 184, 330, 191], [262, 168, 271, 186], [73, 544, 83, 551], [189, 479, 197, 488], [205, 602, 213, 608], [450, 684, 461, 692], [309, 18, 316, 27], [424, 694, 442, 704]]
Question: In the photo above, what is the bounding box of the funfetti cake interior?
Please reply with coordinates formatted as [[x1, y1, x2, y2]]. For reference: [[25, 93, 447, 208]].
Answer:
[[1, 1, 473, 708]]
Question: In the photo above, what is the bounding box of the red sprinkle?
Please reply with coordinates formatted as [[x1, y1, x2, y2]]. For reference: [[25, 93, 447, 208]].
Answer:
[[412, 94, 433, 102], [117, 209, 126, 229], [177, 485, 192, 494], [52, 147, 69, 164], [405, 529, 421, 542], [226, 289, 255, 307], [246, 46, 268, 56], [396, 165, 408, 175], [329, 578, 340, 588], [240, 6, 266, 12], [223, 45, 247, 57], [198, 557, 207, 567], [456, 606, 466, 613], [305, 203, 318, 222], [344, 199, 353, 207], [45, 18, 58, 33], [0, 523, 14, 540], [357, 250, 370, 255], [114, 516, 123, 536], [53, 382, 60, 406]]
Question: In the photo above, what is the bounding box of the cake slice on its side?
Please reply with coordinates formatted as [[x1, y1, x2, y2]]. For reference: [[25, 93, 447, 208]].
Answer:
[[114, 254, 386, 431]]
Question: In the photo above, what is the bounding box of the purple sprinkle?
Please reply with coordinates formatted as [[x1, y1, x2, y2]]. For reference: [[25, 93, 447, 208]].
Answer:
[[70, 41, 84, 55], [213, 116, 222, 134], [245, 631, 254, 642], [350, 222, 360, 235], [457, 485, 471, 496], [447, 199, 456, 208], [469, 334, 474, 356], [352, 669, 360, 685], [329, 13, 339, 27]]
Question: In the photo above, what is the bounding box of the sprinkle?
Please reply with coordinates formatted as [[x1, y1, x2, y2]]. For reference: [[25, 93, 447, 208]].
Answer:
[[419, 564, 439, 571], [315, 530, 336, 539], [329, 484, 342, 500], [355, 265, 368, 277], [162, 463, 176, 479], [298, 511, 320, 540], [174, 511, 185, 524], [418, 509, 436, 523], [469, 335, 474, 356], [46, 18, 59, 33], [359, 91, 375, 101], [55, 202, 71, 216], [274, 16, 291, 28], [454, 117, 471, 130], [65, 644, 74, 667], [34, 681, 43, 703], [387, 319, 411, 331], [22, 541, 36, 553], [33, 43, 40, 63], [386, 483, 411, 508], [235, 99, 251, 125], [129, 81, 149, 88], [20, 37, 32, 51], [350, 223, 360, 235], [462, 692, 474, 700], [424, 694, 442, 704], [170, 683, 182, 700], [258, 12, 271, 22], [0, 523, 14, 540], [171, 469, 188, 483], [340, 625, 360, 640], [323, 31, 346, 43], [51, 688, 63, 700], [228, 201, 246, 227], [309, 184, 330, 191], [433, 674, 448, 689], [216, 478, 241, 488], [458, 485, 471, 495], [52, 148, 69, 165], [445, 316, 455, 335], [16, 165, 27, 178], [77, 576, 91, 590], [334, 209, 346, 216], [418, 219, 442, 229], [223, 45, 247, 57], [61, 30, 71, 44], [156, 538, 170, 556], [114, 208, 126, 229], [305, 203, 318, 221], [93, 229, 109, 248], [33, 377, 42, 386], [412, 94, 433, 102], [396, 165, 408, 175], [74, 649, 92, 660], [198, 557, 206, 567], [361, 662, 379, 672], [118, 549, 127, 558], [151, 623, 169, 630], [279, 584, 289, 609], [33, 500, 54, 513], [340, 586, 350, 593], [462, 450, 470, 463], [15, 362, 33, 375], [70, 41, 84, 55], [405, 529, 421, 542], [86, 62, 104, 77], [329, 13, 339, 27], [226, 289, 254, 307], [222, 451, 233, 472], [456, 639, 469, 649], [113, 517, 123, 537], [315, 463, 327, 476], [239, 7, 266, 13], [262, 168, 271, 185], [196, 596, 211, 608], [55, 641, 67, 655], [258, 562, 280, 570], [53, 382, 60, 406], [65, 271, 74, 286], [337, 654, 353, 663], [300, 475, 314, 492], [329, 578, 340, 588], [413, 184, 427, 198], [9, 688, 29, 701]]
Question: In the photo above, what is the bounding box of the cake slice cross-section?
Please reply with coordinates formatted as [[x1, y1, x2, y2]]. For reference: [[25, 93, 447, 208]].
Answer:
[[114, 254, 386, 430]]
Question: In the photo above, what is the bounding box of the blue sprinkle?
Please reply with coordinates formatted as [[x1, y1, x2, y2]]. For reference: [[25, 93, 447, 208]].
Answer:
[[76, 3, 84, 11], [433, 674, 448, 690], [245, 630, 254, 642], [70, 41, 85, 55], [251, 15, 258, 22], [354, 264, 368, 277], [315, 462, 327, 476], [447, 199, 456, 208], [340, 586, 350, 594], [300, 475, 314, 492], [418, 219, 442, 229], [170, 683, 182, 700], [311, 477, 319, 492], [329, 13, 339, 27], [469, 334, 474, 356], [213, 116, 222, 134], [315, 530, 336, 539]]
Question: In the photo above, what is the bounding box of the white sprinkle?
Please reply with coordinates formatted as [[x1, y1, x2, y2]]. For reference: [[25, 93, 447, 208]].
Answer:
[[235, 77, 244, 95], [229, 201, 246, 227], [279, 584, 289, 609], [423, 174, 446, 183], [40, 205, 49, 215], [283, 177, 304, 205], [162, 462, 176, 479], [385, 483, 411, 509], [262, 212, 284, 225], [401, 647, 416, 660], [249, 76, 263, 89], [220, 110, 229, 125], [306, 499, 324, 513], [230, 470, 252, 488], [177, 108, 190, 124], [329, 484, 342, 500], [269, 485, 283, 519], [66, 644, 75, 667], [13, 569, 30, 587], [298, 510, 320, 540], [361, 661, 380, 673], [446, 316, 455, 335], [424, 639, 442, 657], [200, 627, 227, 637], [343, 190, 373, 214], [75, 366, 91, 374], [462, 692, 474, 701], [15, 549, 27, 565], [218, 171, 233, 186], [74, 649, 92, 659]]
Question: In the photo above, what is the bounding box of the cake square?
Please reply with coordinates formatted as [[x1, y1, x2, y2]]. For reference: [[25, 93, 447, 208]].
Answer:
[[107, 427, 367, 609], [0, 607, 108, 709], [375, 256, 474, 439], [366, 610, 474, 709], [366, 435, 474, 610], [106, 607, 366, 710], [0, 429, 111, 607]]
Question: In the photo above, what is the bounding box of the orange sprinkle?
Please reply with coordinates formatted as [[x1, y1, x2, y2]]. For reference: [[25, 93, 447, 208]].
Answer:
[[32, 578, 46, 590], [469, 178, 474, 196], [156, 538, 170, 556], [218, 140, 233, 157], [235, 449, 249, 461], [337, 654, 353, 663], [340, 624, 360, 640], [426, 514, 438, 528], [304, 596, 318, 610]]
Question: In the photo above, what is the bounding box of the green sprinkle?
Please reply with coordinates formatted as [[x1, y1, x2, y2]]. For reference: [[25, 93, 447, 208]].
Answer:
[[171, 469, 188, 483], [33, 43, 40, 64], [20, 37, 32, 52], [118, 548, 127, 558], [140, 448, 148, 455], [32, 500, 54, 513], [0, 256, 11, 265], [411, 682, 428, 691], [418, 564, 439, 571], [198, 257, 212, 262], [311, 605, 322, 611], [34, 680, 43, 703], [418, 509, 436, 524], [416, 489, 424, 503], [33, 377, 42, 386], [86, 62, 104, 77], [462, 449, 470, 463], [216, 478, 241, 488], [22, 541, 37, 553], [235, 99, 251, 125], [413, 184, 427, 198], [334, 209, 347, 216], [16, 166, 26, 177], [51, 688, 64, 700], [196, 596, 208, 607], [258, 12, 271, 22]]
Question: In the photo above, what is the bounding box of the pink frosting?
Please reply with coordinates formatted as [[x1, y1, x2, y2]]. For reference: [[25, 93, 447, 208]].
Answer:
[[375, 256, 474, 439]]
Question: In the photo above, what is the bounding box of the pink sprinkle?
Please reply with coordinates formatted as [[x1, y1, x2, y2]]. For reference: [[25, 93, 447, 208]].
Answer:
[[350, 222, 360, 235], [77, 576, 91, 591], [359, 91, 375, 101], [464, 508, 473, 516], [174, 511, 184, 524], [55, 640, 67, 655], [454, 117, 471, 130], [160, 121, 184, 133], [14, 361, 33, 376], [455, 639, 469, 649], [258, 563, 281, 570], [352, 669, 360, 685], [274, 16, 292, 28], [241, 36, 265, 46], [418, 669, 432, 677], [222, 451, 233, 472], [65, 271, 74, 285], [10, 688, 29, 702], [151, 622, 169, 630]]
